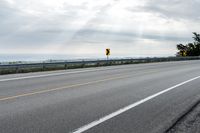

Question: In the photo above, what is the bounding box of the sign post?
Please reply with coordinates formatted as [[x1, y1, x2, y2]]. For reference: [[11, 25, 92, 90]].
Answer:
[[106, 48, 110, 60]]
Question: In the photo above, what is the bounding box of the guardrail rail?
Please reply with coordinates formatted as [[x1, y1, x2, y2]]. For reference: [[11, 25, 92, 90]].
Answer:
[[0, 56, 200, 75]]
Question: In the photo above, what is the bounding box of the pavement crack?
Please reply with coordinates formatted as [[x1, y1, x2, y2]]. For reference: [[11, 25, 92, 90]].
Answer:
[[166, 98, 200, 133]]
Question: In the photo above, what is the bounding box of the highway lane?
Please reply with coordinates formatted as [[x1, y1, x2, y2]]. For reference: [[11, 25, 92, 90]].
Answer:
[[0, 60, 200, 133]]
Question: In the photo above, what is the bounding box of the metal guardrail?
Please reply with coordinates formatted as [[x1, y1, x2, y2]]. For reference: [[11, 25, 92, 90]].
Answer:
[[0, 56, 200, 75]]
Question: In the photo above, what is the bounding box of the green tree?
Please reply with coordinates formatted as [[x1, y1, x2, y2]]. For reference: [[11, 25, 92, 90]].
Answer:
[[177, 33, 200, 56], [193, 32, 200, 42], [176, 43, 187, 56]]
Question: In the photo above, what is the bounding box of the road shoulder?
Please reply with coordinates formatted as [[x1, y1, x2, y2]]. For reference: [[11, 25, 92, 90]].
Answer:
[[167, 100, 200, 133]]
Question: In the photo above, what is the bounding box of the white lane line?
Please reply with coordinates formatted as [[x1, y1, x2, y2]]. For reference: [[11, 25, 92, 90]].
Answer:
[[0, 67, 115, 82], [72, 75, 200, 133]]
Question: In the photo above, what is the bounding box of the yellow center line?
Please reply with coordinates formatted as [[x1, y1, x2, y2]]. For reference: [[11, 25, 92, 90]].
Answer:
[[0, 75, 130, 101], [0, 70, 157, 101]]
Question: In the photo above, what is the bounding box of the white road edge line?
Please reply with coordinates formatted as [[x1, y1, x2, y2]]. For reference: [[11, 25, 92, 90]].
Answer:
[[72, 75, 200, 133], [0, 67, 115, 82]]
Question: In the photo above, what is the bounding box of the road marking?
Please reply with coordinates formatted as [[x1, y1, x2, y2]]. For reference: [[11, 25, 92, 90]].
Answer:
[[0, 74, 130, 101], [0, 67, 117, 82], [72, 75, 200, 133], [0, 70, 158, 101]]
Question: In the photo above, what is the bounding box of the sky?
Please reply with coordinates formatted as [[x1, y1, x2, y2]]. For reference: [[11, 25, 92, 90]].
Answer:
[[0, 0, 200, 60]]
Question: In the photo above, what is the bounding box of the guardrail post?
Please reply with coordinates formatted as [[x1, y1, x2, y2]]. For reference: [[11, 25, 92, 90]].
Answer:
[[42, 63, 45, 71], [64, 63, 68, 69], [15, 66, 19, 73]]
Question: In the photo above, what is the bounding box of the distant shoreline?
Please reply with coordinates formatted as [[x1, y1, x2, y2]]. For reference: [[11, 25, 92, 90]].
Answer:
[[0, 54, 174, 62]]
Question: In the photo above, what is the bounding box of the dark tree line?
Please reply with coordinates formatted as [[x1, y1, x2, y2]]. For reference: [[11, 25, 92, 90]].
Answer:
[[177, 32, 200, 56]]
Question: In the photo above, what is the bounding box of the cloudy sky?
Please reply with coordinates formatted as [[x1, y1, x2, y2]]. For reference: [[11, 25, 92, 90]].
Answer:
[[1, 0, 200, 60]]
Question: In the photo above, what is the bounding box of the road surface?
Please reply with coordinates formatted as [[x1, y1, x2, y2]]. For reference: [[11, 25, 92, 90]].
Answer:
[[0, 60, 200, 133]]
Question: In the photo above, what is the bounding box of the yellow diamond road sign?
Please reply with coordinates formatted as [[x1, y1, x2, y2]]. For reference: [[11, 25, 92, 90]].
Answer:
[[106, 49, 110, 56]]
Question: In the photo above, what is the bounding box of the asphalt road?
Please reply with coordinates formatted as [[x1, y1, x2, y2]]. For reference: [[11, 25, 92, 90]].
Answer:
[[0, 60, 200, 133]]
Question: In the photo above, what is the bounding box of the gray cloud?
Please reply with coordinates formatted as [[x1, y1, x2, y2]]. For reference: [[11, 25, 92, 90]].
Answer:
[[0, 0, 199, 57], [0, 1, 79, 47], [71, 29, 191, 44], [128, 0, 200, 21]]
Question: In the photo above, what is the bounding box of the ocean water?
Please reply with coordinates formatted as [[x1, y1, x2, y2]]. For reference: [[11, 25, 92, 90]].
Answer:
[[0, 54, 170, 62], [0, 54, 91, 62]]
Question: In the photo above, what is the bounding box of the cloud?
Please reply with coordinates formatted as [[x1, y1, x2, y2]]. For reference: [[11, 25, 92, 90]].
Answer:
[[0, 0, 200, 58], [128, 0, 200, 21], [71, 29, 191, 44]]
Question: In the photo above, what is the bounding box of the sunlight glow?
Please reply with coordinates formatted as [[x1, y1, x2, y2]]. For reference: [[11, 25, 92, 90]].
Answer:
[[1, 0, 199, 58]]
